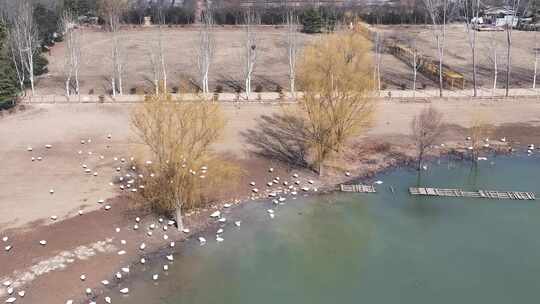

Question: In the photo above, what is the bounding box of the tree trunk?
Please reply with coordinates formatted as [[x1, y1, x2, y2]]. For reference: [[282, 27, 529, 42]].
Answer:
[[472, 44, 477, 97], [533, 52, 538, 89], [505, 28, 511, 97], [436, 36, 443, 97], [318, 162, 324, 177], [413, 52, 417, 99], [493, 49, 498, 95], [66, 78, 71, 97], [75, 69, 80, 95], [417, 149, 424, 171], [175, 206, 184, 231]]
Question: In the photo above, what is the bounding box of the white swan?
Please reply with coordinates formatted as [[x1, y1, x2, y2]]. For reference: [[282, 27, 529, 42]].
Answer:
[[101, 280, 110, 285], [119, 288, 129, 294], [166, 255, 174, 261], [210, 211, 221, 218], [152, 274, 159, 281], [234, 221, 241, 227]]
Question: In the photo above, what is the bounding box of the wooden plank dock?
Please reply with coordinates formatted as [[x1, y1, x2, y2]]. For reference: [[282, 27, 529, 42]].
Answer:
[[340, 184, 377, 193], [409, 187, 536, 201]]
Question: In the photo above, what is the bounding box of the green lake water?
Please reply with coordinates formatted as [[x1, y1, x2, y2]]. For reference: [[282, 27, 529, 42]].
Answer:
[[113, 155, 540, 304]]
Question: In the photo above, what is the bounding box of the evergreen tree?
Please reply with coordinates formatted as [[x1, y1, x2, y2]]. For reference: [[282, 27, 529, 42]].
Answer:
[[0, 22, 19, 108], [301, 8, 323, 34]]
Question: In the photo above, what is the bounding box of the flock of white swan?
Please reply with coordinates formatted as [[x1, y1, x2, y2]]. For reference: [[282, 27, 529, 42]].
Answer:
[[2, 134, 326, 304]]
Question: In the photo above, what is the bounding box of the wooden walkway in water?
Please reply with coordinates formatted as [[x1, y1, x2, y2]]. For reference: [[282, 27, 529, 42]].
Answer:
[[340, 184, 377, 193], [409, 187, 536, 201]]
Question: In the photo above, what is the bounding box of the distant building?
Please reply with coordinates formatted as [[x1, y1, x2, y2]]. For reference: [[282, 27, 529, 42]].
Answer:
[[483, 7, 518, 27]]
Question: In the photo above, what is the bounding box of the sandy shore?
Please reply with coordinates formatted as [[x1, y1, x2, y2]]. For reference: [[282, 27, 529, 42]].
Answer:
[[1, 99, 540, 303]]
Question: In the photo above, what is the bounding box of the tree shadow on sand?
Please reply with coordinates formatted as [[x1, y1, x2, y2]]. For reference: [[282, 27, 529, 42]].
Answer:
[[241, 113, 311, 170]]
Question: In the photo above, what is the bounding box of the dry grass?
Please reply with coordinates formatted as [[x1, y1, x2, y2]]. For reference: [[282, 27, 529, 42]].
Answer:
[[37, 26, 316, 95], [376, 24, 540, 89]]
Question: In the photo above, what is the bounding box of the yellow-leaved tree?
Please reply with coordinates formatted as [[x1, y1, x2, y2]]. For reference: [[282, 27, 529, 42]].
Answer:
[[131, 93, 240, 230], [295, 29, 376, 175]]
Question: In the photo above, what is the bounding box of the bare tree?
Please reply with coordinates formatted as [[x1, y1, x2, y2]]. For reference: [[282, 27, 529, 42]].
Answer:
[[5, 0, 39, 96], [411, 107, 444, 170], [243, 9, 259, 98], [197, 9, 214, 94], [486, 31, 499, 95], [533, 31, 538, 89], [4, 23, 26, 94], [286, 10, 299, 96], [148, 7, 168, 94], [60, 11, 82, 97], [99, 0, 128, 96], [462, 0, 480, 97], [504, 0, 522, 97], [423, 0, 450, 97], [411, 38, 420, 98], [373, 30, 383, 94]]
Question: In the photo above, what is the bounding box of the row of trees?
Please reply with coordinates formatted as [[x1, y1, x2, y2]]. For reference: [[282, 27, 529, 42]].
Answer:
[[397, 0, 532, 98], [53, 1, 304, 97]]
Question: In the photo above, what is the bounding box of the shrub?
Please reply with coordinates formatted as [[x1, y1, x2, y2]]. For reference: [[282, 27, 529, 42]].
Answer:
[[254, 84, 263, 93], [89, 88, 95, 95], [214, 85, 223, 93]]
